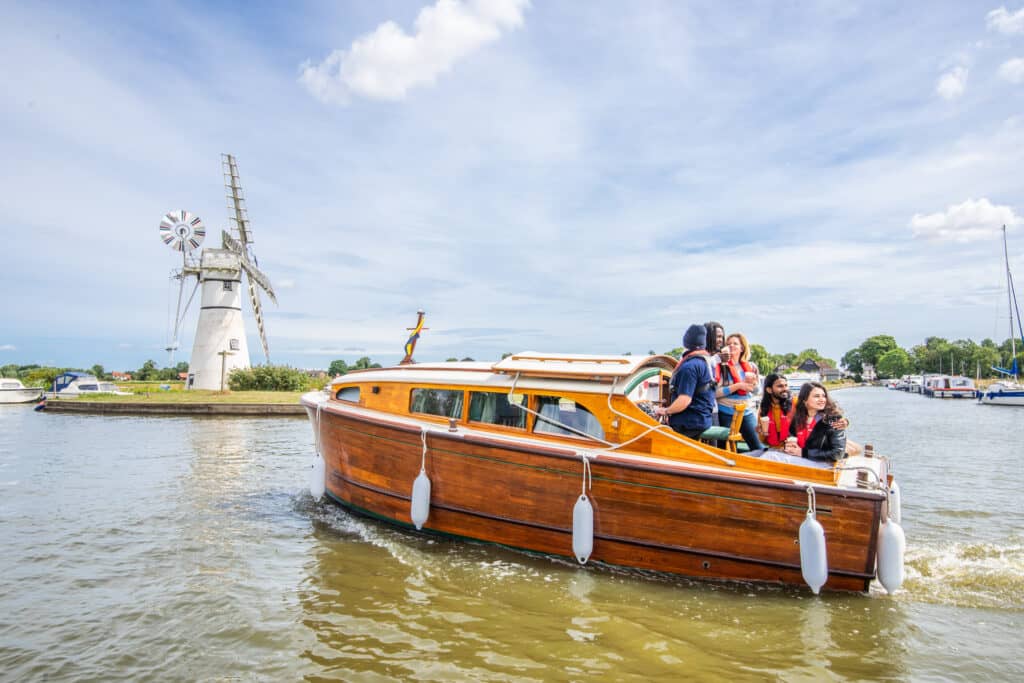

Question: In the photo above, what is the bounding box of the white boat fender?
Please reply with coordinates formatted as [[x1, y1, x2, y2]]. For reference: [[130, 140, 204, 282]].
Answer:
[[876, 520, 906, 594], [309, 451, 326, 502], [888, 480, 902, 525], [572, 455, 595, 564], [309, 401, 326, 502], [410, 429, 432, 530], [799, 486, 828, 595]]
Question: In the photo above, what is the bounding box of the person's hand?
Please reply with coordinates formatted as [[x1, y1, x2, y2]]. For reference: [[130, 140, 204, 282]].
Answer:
[[736, 380, 757, 393], [834, 417, 849, 430], [783, 439, 800, 456], [719, 347, 731, 362]]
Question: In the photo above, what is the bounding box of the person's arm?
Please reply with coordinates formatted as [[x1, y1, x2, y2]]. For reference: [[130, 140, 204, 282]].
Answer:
[[657, 393, 693, 417], [804, 426, 847, 462]]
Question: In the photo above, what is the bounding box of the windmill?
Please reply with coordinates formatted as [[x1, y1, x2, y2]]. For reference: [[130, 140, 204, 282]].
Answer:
[[159, 154, 276, 390]]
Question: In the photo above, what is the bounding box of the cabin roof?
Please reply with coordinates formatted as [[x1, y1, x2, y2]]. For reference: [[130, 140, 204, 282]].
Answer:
[[331, 352, 679, 395], [492, 352, 677, 379]]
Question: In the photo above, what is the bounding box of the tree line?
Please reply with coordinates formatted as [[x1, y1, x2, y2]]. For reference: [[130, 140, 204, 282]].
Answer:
[[842, 334, 1023, 379]]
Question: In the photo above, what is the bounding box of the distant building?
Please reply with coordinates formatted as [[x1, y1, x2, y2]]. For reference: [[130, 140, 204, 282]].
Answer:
[[862, 363, 877, 382], [112, 371, 132, 381], [178, 372, 189, 380], [790, 359, 843, 383]]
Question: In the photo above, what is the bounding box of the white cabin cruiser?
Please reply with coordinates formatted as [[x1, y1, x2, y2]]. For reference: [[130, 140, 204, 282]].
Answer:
[[0, 378, 43, 404], [924, 375, 977, 399], [47, 372, 131, 398]]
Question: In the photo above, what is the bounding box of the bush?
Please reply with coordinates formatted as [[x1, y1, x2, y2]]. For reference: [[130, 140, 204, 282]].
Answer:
[[227, 365, 314, 391]]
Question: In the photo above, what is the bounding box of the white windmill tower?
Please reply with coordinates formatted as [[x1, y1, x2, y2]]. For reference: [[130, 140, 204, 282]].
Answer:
[[160, 154, 277, 390]]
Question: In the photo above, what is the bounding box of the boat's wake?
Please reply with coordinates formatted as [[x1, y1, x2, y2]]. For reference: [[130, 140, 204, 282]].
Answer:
[[902, 540, 1024, 609]]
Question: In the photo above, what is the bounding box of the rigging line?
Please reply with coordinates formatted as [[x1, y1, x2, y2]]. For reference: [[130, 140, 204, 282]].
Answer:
[[507, 373, 614, 447], [601, 378, 736, 467]]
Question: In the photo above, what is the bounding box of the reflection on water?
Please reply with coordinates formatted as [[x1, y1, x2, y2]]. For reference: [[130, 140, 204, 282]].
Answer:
[[1, 392, 1022, 681]]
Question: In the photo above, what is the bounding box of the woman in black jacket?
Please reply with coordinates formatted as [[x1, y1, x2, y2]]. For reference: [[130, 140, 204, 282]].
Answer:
[[783, 381, 847, 463]]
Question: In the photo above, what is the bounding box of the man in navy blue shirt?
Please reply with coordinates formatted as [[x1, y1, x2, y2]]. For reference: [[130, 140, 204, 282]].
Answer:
[[656, 324, 716, 439]]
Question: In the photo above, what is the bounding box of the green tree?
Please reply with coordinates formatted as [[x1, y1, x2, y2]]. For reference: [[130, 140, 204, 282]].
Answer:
[[135, 359, 159, 381], [841, 348, 863, 374], [859, 335, 898, 367], [328, 359, 349, 376], [90, 364, 106, 380], [350, 356, 381, 371], [749, 344, 771, 372], [876, 348, 913, 378]]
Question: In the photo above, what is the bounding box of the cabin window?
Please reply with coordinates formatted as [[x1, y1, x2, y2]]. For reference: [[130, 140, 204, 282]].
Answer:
[[78, 384, 99, 391], [336, 386, 360, 402], [468, 392, 527, 428], [533, 396, 604, 440], [223, 280, 233, 291], [410, 388, 464, 419]]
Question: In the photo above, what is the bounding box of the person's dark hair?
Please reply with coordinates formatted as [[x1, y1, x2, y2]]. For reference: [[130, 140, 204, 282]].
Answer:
[[759, 373, 792, 416], [703, 321, 725, 354], [791, 381, 840, 426]]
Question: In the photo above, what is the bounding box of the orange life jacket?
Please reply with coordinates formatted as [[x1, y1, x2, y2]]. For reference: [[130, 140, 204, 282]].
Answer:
[[715, 359, 753, 395]]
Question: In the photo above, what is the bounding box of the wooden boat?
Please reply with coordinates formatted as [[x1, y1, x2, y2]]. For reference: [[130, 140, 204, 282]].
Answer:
[[301, 352, 904, 593]]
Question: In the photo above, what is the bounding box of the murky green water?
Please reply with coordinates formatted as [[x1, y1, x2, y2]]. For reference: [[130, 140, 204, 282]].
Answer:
[[0, 388, 1020, 681]]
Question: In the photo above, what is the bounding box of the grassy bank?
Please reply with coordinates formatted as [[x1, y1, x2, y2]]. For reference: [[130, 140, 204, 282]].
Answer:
[[52, 389, 307, 404]]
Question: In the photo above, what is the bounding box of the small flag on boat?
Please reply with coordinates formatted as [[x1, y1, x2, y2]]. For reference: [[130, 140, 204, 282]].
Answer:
[[401, 310, 427, 365]]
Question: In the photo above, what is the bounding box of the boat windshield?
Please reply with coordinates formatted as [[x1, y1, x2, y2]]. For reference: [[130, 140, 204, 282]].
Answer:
[[533, 396, 604, 440]]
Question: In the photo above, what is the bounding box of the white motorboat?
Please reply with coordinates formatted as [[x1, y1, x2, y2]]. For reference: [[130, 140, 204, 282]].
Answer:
[[47, 372, 132, 398], [980, 226, 1024, 407], [0, 378, 44, 404], [924, 375, 977, 399]]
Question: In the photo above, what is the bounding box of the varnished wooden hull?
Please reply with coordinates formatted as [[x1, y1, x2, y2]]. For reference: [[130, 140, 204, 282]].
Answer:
[[312, 403, 882, 592]]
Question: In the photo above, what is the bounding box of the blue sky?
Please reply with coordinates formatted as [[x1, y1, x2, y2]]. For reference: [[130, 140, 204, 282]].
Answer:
[[2, 1, 1024, 371]]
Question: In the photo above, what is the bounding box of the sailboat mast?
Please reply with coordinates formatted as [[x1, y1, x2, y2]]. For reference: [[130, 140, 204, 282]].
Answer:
[[1005, 226, 1017, 375]]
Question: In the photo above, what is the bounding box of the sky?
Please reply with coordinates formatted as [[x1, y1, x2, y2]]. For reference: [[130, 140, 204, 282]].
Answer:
[[2, 0, 1024, 371]]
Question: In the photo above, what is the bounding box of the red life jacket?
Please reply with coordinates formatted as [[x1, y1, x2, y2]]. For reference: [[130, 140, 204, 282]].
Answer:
[[763, 403, 791, 447], [795, 414, 822, 448], [715, 359, 753, 394]]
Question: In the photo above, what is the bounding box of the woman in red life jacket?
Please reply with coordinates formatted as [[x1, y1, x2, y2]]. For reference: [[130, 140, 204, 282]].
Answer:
[[714, 332, 763, 450], [783, 381, 847, 463], [757, 373, 792, 448]]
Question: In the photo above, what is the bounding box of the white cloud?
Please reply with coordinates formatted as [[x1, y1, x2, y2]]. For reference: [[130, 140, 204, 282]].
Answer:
[[987, 6, 1024, 34], [910, 198, 1022, 241], [936, 66, 968, 99], [998, 57, 1024, 83], [277, 278, 296, 289], [299, 0, 530, 103], [0, 344, 15, 351]]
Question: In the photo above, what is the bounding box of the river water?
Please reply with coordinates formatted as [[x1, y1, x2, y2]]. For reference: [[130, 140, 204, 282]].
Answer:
[[0, 387, 1020, 681]]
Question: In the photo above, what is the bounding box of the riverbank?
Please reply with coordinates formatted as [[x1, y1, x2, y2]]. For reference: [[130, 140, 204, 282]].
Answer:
[[39, 389, 309, 416]]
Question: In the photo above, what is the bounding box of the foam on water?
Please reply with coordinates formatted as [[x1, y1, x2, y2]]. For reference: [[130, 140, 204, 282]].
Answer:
[[902, 539, 1024, 609]]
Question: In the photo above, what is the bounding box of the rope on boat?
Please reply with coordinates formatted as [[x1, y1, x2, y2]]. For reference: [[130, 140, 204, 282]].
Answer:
[[806, 484, 817, 515], [603, 379, 736, 467], [507, 373, 614, 447], [315, 400, 323, 455], [420, 426, 429, 472], [579, 452, 593, 495]]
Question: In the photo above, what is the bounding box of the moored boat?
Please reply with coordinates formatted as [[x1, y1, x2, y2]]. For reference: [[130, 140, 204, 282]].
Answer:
[[923, 375, 977, 399], [980, 226, 1024, 407], [0, 378, 44, 404], [302, 351, 904, 593], [46, 372, 132, 398]]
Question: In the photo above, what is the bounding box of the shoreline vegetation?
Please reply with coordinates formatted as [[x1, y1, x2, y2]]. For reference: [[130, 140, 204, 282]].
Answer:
[[5, 332, 1021, 401]]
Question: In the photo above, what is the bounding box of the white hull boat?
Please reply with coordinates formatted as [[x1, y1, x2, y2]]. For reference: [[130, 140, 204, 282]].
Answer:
[[0, 378, 43, 404], [981, 227, 1024, 408], [979, 381, 1024, 406]]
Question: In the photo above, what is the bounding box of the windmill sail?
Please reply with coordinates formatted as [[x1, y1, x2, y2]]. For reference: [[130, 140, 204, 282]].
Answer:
[[222, 154, 276, 363]]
